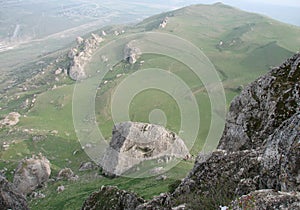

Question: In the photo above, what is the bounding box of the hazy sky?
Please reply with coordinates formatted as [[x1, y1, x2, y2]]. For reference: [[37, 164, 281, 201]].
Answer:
[[185, 0, 300, 7], [168, 0, 300, 26], [241, 0, 299, 7], [219, 0, 300, 26]]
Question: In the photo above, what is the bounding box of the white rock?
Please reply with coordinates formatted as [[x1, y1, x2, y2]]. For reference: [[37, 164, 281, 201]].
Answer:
[[57, 185, 65, 193]]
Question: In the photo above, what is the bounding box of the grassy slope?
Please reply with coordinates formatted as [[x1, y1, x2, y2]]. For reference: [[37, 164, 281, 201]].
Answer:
[[0, 3, 300, 209]]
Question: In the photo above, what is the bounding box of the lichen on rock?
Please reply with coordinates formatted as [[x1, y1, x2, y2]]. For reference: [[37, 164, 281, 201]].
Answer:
[[0, 174, 29, 210]]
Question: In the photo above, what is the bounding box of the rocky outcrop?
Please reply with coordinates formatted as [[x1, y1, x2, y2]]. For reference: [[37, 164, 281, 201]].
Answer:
[[218, 53, 300, 151], [83, 53, 300, 209], [0, 112, 20, 126], [123, 41, 141, 64], [57, 168, 78, 181], [76, 36, 84, 45], [229, 190, 300, 209], [101, 122, 190, 176], [79, 162, 97, 171], [13, 154, 51, 195], [0, 174, 29, 210], [68, 33, 104, 80], [82, 186, 145, 210], [260, 113, 300, 192], [167, 111, 300, 208], [159, 17, 169, 28]]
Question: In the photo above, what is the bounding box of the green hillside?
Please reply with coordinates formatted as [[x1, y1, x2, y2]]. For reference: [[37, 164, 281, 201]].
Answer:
[[0, 3, 300, 209]]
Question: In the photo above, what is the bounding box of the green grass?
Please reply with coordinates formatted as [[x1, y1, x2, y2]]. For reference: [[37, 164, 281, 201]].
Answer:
[[129, 89, 181, 132], [0, 3, 300, 210], [19, 85, 76, 138], [28, 160, 193, 210]]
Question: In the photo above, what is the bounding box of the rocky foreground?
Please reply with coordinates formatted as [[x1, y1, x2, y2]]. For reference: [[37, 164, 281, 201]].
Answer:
[[82, 53, 300, 209]]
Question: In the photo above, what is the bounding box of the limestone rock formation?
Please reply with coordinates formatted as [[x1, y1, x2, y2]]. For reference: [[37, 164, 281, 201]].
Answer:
[[218, 53, 300, 151], [168, 112, 300, 206], [101, 122, 190, 176], [13, 154, 51, 195], [0, 112, 21, 126], [76, 36, 84, 45], [68, 33, 104, 81], [229, 190, 300, 210], [123, 41, 141, 64], [0, 174, 29, 210], [159, 17, 169, 28], [82, 186, 145, 210], [260, 112, 300, 192], [69, 56, 86, 81]]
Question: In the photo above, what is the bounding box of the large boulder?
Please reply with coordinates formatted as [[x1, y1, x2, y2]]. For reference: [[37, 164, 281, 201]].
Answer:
[[0, 174, 29, 210], [101, 122, 190, 176], [13, 154, 51, 195]]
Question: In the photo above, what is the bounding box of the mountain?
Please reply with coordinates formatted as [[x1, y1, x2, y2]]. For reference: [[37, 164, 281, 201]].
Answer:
[[0, 3, 299, 209]]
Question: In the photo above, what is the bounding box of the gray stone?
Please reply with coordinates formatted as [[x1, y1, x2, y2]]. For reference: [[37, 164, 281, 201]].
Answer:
[[123, 41, 141, 64], [13, 154, 51, 195], [68, 33, 104, 81], [79, 162, 96, 171], [57, 168, 77, 181], [57, 185, 65, 193], [219, 53, 300, 151], [229, 190, 300, 210], [101, 122, 190, 176], [159, 17, 169, 28], [0, 174, 29, 210], [82, 185, 145, 210]]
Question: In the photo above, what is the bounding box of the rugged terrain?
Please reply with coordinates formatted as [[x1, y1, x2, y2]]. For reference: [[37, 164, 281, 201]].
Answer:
[[0, 3, 300, 210], [82, 53, 300, 209]]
